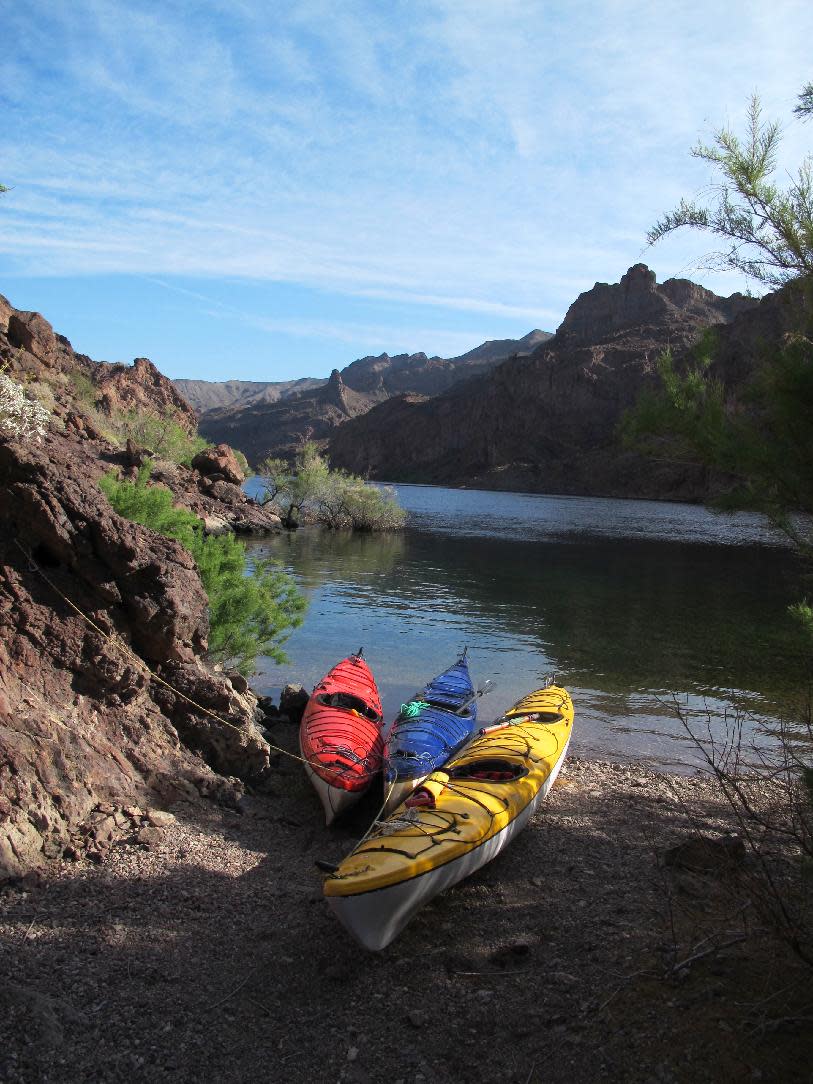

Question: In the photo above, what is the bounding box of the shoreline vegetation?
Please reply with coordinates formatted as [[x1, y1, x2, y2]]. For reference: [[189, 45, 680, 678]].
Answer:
[[99, 462, 307, 676], [255, 442, 407, 531]]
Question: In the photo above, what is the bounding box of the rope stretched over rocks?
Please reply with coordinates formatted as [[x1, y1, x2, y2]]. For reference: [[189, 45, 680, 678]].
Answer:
[[11, 538, 362, 782]]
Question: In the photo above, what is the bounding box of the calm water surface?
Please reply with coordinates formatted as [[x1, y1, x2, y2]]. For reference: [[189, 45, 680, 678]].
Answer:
[[244, 483, 806, 770]]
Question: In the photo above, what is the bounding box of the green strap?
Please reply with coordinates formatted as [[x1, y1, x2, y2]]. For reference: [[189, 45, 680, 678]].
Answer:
[[399, 700, 428, 718]]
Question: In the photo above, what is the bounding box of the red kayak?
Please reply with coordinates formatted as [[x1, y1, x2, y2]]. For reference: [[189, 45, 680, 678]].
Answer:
[[299, 651, 385, 824]]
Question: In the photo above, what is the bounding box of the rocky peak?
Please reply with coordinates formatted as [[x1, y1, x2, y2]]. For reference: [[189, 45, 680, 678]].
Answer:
[[556, 263, 756, 346], [324, 367, 349, 409], [95, 357, 198, 433]]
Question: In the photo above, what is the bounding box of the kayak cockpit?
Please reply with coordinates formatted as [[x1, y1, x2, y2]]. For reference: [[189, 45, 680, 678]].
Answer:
[[449, 759, 528, 782], [314, 691, 382, 723]]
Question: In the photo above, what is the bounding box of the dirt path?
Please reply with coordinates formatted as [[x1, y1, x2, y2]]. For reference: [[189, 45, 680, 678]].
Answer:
[[1, 750, 810, 1084]]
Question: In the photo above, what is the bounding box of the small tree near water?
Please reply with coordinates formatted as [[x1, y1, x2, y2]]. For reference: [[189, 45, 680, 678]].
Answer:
[[100, 464, 306, 674], [628, 83, 813, 972], [256, 443, 406, 531], [647, 87, 813, 287]]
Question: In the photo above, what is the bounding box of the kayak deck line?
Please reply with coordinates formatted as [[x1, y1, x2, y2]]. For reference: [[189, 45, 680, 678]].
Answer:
[[323, 685, 574, 940]]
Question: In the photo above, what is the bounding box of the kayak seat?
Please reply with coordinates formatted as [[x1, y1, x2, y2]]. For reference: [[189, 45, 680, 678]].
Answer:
[[316, 692, 382, 722], [450, 760, 527, 783]]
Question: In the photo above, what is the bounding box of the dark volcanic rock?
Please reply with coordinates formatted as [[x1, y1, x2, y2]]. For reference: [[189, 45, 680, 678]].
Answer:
[[0, 293, 280, 534], [327, 266, 761, 500], [0, 430, 271, 880], [7, 310, 60, 368], [96, 357, 198, 433], [556, 263, 752, 346], [191, 443, 245, 485], [0, 293, 286, 880]]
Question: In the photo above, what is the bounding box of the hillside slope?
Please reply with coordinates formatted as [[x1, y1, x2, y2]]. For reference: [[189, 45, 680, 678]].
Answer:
[[0, 295, 279, 879], [326, 265, 757, 499], [196, 330, 551, 464]]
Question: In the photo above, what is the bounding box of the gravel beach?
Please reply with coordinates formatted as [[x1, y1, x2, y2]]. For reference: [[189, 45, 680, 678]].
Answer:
[[2, 749, 811, 1084]]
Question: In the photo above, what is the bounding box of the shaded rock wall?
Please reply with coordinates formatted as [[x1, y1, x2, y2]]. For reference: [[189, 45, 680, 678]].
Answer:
[[197, 331, 552, 465], [0, 431, 271, 879], [327, 266, 760, 499]]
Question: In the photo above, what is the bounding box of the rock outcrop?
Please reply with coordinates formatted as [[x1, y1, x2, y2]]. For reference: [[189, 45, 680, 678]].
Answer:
[[326, 266, 760, 499], [0, 430, 271, 880], [195, 330, 552, 465], [96, 357, 198, 432], [190, 443, 245, 485], [0, 294, 286, 880], [0, 295, 279, 533]]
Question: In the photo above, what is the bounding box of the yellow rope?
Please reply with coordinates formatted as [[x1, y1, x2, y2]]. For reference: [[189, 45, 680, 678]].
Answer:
[[11, 539, 368, 782]]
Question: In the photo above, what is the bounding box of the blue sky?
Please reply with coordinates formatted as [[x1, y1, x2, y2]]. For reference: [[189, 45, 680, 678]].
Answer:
[[1, 1, 811, 381]]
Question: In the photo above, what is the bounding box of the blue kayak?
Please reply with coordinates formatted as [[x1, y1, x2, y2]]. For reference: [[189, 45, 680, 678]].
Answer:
[[382, 654, 477, 813]]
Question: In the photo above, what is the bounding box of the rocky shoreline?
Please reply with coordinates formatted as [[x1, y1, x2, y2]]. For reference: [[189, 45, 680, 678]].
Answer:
[[1, 752, 810, 1084]]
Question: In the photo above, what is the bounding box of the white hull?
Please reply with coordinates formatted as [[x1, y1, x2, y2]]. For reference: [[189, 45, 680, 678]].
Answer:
[[300, 736, 366, 826], [327, 731, 571, 950]]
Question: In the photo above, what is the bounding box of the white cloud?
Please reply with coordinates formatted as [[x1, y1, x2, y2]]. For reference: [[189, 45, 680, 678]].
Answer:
[[1, 0, 811, 333]]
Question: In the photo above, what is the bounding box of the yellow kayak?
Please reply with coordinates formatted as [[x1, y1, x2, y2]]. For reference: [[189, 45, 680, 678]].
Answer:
[[323, 683, 574, 950]]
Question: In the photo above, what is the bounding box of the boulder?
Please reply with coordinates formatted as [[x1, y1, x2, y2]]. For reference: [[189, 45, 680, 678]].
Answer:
[[7, 311, 59, 368], [279, 683, 309, 724], [192, 443, 245, 485]]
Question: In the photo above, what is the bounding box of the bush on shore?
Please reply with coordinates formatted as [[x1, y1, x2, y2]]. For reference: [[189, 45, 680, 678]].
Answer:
[[116, 408, 209, 467], [256, 443, 406, 531], [100, 463, 306, 674]]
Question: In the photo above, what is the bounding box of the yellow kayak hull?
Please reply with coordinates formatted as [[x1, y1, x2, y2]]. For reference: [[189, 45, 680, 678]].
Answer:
[[323, 684, 573, 949]]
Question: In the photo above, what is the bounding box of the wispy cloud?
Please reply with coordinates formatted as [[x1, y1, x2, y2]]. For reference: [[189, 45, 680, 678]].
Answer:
[[1, 0, 811, 339]]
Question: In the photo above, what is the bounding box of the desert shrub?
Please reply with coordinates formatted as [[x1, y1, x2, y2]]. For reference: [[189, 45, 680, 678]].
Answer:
[[100, 464, 306, 673], [256, 443, 406, 531], [668, 697, 813, 970], [69, 370, 98, 407], [117, 409, 209, 466], [0, 369, 50, 440], [233, 448, 249, 476]]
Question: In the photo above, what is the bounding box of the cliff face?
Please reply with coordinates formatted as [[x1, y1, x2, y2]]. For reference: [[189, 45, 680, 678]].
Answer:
[[0, 296, 280, 880], [326, 266, 758, 498], [196, 330, 551, 465]]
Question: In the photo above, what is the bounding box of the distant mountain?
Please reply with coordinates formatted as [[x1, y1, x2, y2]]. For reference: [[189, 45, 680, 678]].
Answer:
[[173, 376, 325, 414], [326, 265, 759, 500], [192, 330, 552, 465]]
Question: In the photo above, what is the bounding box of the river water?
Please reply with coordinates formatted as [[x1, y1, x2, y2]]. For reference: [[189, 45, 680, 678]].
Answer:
[[244, 483, 807, 770]]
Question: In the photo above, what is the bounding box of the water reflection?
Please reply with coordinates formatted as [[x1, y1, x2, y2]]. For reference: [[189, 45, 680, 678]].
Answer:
[[247, 485, 805, 770]]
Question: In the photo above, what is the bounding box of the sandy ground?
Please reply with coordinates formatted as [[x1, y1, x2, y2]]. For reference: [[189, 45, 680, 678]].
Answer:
[[1, 742, 811, 1084]]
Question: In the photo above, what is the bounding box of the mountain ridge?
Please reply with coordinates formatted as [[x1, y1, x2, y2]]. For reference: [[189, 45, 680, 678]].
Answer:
[[192, 329, 552, 464], [325, 265, 759, 500]]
